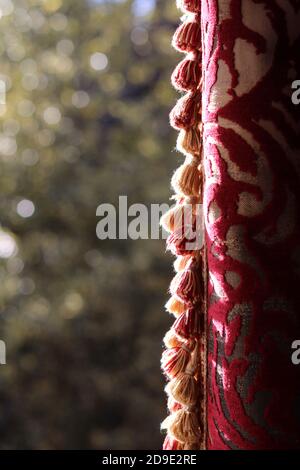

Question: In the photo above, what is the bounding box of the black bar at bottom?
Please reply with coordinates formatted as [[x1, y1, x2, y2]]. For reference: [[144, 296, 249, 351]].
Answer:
[[0, 450, 298, 466]]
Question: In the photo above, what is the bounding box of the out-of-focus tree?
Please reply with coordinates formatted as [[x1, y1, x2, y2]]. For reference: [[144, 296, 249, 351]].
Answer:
[[0, 0, 180, 449]]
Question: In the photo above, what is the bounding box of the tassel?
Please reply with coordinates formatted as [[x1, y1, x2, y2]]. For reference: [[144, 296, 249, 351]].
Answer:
[[177, 126, 202, 157], [166, 372, 198, 406], [165, 296, 186, 316], [168, 396, 182, 413], [170, 260, 203, 304], [163, 435, 183, 450], [161, 345, 192, 378], [160, 197, 199, 232], [171, 57, 202, 92], [169, 92, 201, 130], [171, 158, 202, 197], [162, 201, 198, 233], [160, 204, 187, 233], [161, 409, 201, 444], [176, 0, 201, 13], [173, 255, 190, 272], [167, 224, 197, 256], [163, 329, 182, 348], [183, 441, 200, 450], [172, 21, 201, 53], [160, 205, 179, 233], [162, 0, 204, 450], [163, 330, 195, 351], [173, 307, 202, 339]]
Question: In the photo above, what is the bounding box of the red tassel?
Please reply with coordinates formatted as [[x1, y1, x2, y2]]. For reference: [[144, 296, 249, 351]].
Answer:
[[167, 225, 197, 256], [170, 260, 203, 304], [172, 21, 201, 53], [171, 58, 202, 92], [173, 307, 202, 339], [169, 93, 201, 130], [163, 435, 182, 450], [177, 0, 201, 13], [161, 343, 194, 378], [161, 339, 195, 378]]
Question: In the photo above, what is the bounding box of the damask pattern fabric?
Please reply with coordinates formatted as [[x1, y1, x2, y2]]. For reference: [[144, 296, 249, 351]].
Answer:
[[203, 0, 300, 450]]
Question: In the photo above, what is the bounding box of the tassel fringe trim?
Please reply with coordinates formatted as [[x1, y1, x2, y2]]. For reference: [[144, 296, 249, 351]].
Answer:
[[161, 0, 205, 451]]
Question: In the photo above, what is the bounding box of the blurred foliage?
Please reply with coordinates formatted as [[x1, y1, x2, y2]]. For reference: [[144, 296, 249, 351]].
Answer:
[[0, 0, 181, 450]]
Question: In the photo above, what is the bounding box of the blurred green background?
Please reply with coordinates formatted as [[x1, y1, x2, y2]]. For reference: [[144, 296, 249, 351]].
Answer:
[[0, 0, 180, 449]]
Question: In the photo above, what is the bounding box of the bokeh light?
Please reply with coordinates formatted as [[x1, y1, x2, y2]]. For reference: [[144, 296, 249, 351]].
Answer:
[[16, 199, 35, 218], [90, 52, 108, 71], [0, 230, 17, 258], [0, 0, 179, 451]]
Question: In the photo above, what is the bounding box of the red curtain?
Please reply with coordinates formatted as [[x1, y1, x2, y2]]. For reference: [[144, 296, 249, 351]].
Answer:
[[203, 0, 300, 449]]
